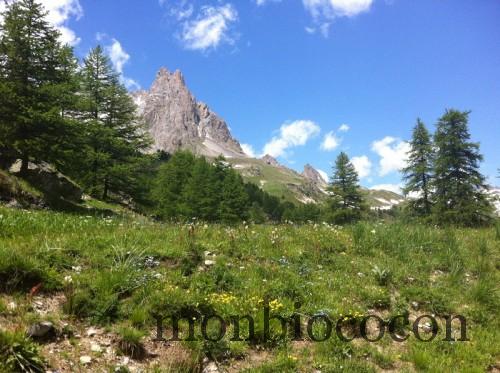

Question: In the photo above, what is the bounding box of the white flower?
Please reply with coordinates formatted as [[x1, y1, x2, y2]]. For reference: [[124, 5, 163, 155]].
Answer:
[[63, 275, 73, 284], [7, 302, 17, 311], [72, 266, 82, 273]]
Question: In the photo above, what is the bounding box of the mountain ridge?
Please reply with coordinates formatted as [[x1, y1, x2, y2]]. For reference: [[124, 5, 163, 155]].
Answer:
[[133, 67, 406, 207], [132, 67, 245, 158]]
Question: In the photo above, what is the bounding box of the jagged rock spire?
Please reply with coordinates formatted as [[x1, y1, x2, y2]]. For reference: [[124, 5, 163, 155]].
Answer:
[[132, 67, 244, 157]]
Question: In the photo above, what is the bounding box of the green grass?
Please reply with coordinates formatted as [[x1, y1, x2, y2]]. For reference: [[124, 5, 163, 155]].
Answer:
[[0, 205, 499, 372]]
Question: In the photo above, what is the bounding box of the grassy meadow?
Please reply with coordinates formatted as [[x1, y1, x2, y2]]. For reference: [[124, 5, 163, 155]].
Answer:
[[0, 206, 499, 372]]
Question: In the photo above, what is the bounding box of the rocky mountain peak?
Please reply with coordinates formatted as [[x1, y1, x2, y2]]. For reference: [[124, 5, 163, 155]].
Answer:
[[302, 164, 327, 186], [261, 154, 280, 167], [133, 67, 244, 158]]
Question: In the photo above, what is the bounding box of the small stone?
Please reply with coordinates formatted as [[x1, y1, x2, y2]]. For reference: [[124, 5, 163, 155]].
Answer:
[[420, 322, 433, 332], [91, 343, 102, 352], [411, 301, 419, 310], [204, 251, 212, 257], [27, 321, 56, 340], [80, 356, 92, 365], [204, 260, 215, 266], [86, 328, 98, 337], [203, 361, 219, 373]]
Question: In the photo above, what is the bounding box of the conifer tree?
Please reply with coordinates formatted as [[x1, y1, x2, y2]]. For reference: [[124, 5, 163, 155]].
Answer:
[[180, 157, 220, 221], [433, 109, 493, 226], [327, 152, 366, 223], [219, 169, 249, 222], [402, 119, 434, 215], [77, 46, 150, 199], [0, 0, 80, 172], [153, 151, 196, 219]]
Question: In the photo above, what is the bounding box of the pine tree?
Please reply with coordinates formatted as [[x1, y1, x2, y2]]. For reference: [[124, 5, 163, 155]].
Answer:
[[180, 157, 220, 221], [402, 119, 434, 216], [219, 169, 249, 223], [0, 0, 81, 172], [77, 46, 150, 199], [153, 151, 196, 219], [327, 152, 366, 224], [433, 109, 493, 226]]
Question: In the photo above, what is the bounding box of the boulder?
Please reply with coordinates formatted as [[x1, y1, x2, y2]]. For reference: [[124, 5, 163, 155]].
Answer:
[[10, 160, 82, 203], [27, 321, 57, 341]]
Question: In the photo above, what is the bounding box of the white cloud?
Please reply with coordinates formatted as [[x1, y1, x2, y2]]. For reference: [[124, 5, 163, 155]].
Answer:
[[320, 131, 340, 151], [241, 143, 256, 157], [371, 136, 410, 176], [263, 120, 320, 158], [180, 4, 238, 51], [105, 39, 129, 75], [317, 169, 329, 183], [0, 0, 83, 45], [303, 0, 374, 36], [166, 0, 194, 20], [255, 0, 282, 6], [100, 36, 140, 90], [338, 123, 350, 132], [370, 183, 403, 194], [351, 155, 372, 178]]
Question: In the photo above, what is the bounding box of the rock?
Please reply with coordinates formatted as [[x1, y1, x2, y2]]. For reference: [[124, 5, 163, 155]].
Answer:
[[420, 322, 434, 332], [86, 327, 98, 337], [132, 67, 244, 158], [91, 343, 102, 352], [261, 154, 280, 167], [204, 260, 216, 266], [10, 160, 82, 203], [80, 355, 92, 365], [27, 321, 56, 340], [302, 164, 327, 187], [203, 361, 220, 373], [5, 198, 23, 209]]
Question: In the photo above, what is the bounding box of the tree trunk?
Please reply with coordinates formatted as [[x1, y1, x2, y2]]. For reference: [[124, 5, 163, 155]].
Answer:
[[102, 177, 108, 200], [20, 156, 29, 176]]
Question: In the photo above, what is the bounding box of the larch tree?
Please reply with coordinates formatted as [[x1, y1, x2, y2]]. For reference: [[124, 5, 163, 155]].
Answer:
[[0, 0, 80, 172], [433, 109, 493, 226], [327, 151, 366, 224], [402, 119, 434, 216], [77, 46, 150, 200]]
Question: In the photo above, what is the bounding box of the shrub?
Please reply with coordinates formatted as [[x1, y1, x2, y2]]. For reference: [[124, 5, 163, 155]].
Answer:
[[117, 326, 146, 360], [0, 330, 46, 372], [372, 265, 392, 286], [0, 249, 60, 293]]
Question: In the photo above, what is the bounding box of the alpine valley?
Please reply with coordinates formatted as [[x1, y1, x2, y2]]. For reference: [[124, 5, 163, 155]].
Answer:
[[132, 67, 405, 209]]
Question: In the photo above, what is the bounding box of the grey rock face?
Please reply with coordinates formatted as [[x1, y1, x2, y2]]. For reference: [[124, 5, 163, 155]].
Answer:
[[302, 164, 327, 187], [133, 68, 244, 158], [261, 154, 280, 167], [9, 160, 82, 203]]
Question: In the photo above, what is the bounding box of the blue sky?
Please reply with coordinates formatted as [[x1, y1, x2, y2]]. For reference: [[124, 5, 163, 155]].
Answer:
[[21, 0, 500, 191]]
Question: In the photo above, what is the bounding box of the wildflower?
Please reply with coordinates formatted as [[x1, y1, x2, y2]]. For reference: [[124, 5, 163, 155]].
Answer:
[[63, 275, 73, 284]]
